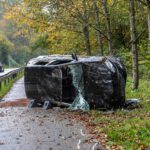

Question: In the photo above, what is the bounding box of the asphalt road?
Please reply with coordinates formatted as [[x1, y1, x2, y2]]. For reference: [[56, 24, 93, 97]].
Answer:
[[0, 78, 106, 150], [0, 107, 105, 150]]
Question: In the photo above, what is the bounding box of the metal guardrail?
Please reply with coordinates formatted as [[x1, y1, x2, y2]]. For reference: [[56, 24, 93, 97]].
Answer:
[[0, 67, 24, 92]]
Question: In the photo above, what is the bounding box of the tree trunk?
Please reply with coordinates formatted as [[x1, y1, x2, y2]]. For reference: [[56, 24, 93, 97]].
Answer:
[[82, 0, 91, 56], [83, 24, 91, 55], [147, 0, 150, 44], [93, 0, 103, 55], [129, 0, 139, 89], [101, 0, 113, 55]]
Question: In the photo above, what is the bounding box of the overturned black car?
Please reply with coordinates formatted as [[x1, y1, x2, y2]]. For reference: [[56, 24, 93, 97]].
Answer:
[[24, 55, 127, 110]]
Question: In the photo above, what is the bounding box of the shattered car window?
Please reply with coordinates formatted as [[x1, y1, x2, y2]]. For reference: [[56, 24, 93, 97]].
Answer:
[[68, 64, 89, 111]]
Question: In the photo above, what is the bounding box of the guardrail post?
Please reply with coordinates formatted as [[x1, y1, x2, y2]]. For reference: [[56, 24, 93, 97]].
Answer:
[[4, 79, 7, 86], [0, 82, 1, 92]]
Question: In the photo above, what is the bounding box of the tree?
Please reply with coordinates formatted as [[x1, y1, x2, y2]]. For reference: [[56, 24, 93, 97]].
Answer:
[[82, 0, 91, 55], [3, 0, 150, 83], [129, 0, 139, 89], [101, 0, 113, 55], [146, 0, 150, 44], [137, 0, 150, 44], [93, 0, 103, 55], [0, 34, 14, 65], [4, 0, 93, 55]]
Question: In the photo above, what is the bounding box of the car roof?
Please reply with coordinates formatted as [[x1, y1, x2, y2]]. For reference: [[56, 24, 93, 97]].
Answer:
[[27, 55, 106, 66]]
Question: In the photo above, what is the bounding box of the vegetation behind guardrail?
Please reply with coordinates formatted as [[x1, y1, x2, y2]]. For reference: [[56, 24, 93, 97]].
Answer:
[[0, 68, 24, 99]]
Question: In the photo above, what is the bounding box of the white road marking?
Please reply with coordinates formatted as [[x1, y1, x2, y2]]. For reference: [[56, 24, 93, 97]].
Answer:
[[77, 139, 81, 149], [80, 129, 85, 137], [92, 142, 99, 150]]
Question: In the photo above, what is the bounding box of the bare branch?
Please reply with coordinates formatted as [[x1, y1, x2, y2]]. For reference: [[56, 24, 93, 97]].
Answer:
[[137, 0, 147, 6]]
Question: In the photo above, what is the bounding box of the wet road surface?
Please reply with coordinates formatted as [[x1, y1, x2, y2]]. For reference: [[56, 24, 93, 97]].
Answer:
[[0, 107, 104, 150], [0, 78, 105, 150]]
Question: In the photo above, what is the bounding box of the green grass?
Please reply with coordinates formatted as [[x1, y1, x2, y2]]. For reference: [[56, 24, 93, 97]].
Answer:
[[91, 77, 150, 150], [0, 73, 24, 99]]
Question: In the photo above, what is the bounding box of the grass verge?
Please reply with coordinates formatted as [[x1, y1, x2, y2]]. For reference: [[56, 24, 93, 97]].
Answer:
[[91, 77, 150, 150]]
